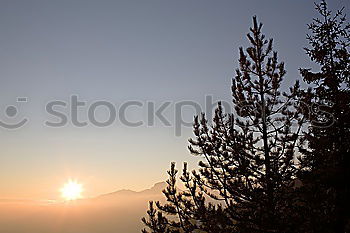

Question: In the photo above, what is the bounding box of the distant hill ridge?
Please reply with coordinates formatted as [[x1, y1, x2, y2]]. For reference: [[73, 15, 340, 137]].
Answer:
[[95, 182, 167, 200]]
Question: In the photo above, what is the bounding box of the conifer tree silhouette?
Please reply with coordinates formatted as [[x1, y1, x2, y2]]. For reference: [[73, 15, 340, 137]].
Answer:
[[298, 1, 350, 232], [142, 16, 305, 233]]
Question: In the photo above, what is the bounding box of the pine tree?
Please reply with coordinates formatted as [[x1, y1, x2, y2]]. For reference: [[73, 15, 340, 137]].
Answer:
[[142, 16, 305, 233], [298, 1, 350, 232]]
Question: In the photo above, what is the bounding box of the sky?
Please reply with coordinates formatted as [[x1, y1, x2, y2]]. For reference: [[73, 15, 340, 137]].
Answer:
[[0, 0, 348, 199]]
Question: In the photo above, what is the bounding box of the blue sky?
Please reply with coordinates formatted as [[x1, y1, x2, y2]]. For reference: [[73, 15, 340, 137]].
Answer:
[[0, 0, 348, 199]]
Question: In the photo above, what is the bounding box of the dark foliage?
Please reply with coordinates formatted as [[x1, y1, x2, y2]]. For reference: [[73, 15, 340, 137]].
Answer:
[[142, 1, 349, 232], [298, 1, 350, 232], [143, 16, 304, 233]]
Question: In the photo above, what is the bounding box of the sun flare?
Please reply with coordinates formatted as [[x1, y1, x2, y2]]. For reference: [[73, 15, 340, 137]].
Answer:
[[60, 180, 83, 201]]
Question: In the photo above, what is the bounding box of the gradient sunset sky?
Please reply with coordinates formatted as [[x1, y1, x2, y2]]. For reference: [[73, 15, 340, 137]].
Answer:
[[0, 0, 348, 200]]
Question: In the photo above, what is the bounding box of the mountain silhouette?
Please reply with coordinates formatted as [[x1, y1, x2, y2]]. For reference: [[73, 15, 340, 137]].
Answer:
[[0, 182, 167, 233], [95, 181, 166, 200]]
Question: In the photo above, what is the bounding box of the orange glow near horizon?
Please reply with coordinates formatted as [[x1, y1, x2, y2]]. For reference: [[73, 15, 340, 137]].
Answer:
[[60, 180, 83, 201]]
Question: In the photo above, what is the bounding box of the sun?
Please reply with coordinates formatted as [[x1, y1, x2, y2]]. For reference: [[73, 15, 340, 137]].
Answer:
[[60, 180, 83, 201]]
